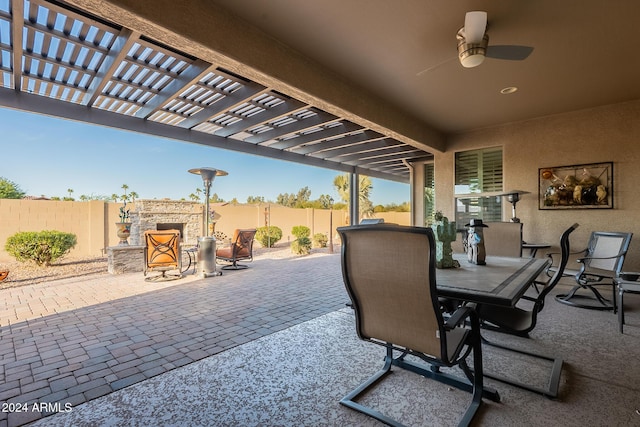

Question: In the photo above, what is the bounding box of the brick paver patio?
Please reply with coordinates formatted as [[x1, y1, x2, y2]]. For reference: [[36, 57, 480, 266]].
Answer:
[[0, 249, 347, 427]]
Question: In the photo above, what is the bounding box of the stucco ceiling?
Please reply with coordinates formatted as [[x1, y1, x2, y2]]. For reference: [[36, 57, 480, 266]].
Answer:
[[208, 0, 640, 134]]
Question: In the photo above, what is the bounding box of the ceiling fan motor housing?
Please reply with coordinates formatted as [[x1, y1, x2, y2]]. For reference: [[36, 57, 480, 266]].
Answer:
[[457, 30, 489, 68]]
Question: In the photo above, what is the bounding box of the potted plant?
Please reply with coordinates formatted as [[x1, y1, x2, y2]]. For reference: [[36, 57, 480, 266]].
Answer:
[[114, 185, 134, 245]]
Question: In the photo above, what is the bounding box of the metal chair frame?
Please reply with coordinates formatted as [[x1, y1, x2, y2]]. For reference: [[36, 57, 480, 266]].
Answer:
[[555, 231, 632, 311]]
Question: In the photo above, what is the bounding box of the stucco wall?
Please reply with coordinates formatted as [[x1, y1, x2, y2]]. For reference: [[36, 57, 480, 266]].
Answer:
[[434, 99, 640, 270]]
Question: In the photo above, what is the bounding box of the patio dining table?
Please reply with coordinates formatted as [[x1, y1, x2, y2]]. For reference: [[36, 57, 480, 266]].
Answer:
[[434, 254, 561, 397], [436, 254, 550, 306]]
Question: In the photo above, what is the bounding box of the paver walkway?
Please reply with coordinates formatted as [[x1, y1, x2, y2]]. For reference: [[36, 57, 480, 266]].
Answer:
[[0, 250, 347, 427]]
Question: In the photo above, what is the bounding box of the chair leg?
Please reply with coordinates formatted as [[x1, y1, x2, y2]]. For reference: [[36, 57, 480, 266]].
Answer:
[[555, 284, 615, 310], [340, 344, 498, 427], [339, 347, 401, 426], [480, 334, 563, 398], [618, 287, 625, 333]]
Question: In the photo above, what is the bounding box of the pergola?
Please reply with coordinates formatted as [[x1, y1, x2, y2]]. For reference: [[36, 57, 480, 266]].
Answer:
[[0, 0, 435, 221]]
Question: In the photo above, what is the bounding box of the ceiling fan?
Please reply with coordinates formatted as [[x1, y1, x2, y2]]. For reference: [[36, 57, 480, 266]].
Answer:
[[418, 11, 533, 75]]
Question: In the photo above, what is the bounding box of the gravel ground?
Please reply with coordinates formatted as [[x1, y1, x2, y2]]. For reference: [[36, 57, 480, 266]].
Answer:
[[0, 244, 339, 290], [0, 256, 108, 289]]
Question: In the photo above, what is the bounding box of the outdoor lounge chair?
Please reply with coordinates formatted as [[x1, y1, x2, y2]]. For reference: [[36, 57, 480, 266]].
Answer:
[[338, 224, 493, 427], [555, 230, 633, 310], [216, 229, 256, 270], [143, 229, 182, 281]]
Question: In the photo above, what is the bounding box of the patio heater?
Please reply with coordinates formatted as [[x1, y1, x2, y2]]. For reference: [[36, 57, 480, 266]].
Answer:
[[189, 167, 228, 277], [501, 190, 530, 223]]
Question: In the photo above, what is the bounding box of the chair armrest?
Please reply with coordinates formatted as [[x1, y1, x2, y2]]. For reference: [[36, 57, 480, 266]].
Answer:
[[576, 251, 627, 264], [444, 305, 474, 330]]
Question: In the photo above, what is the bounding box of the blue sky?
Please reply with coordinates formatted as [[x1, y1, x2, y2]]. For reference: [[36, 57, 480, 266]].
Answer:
[[0, 108, 410, 205]]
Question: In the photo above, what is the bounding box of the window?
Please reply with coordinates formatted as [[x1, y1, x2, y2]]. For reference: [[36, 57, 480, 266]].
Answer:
[[455, 147, 503, 226]]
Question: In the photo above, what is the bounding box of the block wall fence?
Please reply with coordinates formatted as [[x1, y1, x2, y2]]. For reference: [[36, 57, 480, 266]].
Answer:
[[0, 199, 410, 261]]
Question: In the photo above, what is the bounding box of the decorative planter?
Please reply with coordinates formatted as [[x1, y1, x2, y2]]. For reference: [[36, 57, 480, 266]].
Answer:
[[115, 222, 132, 245], [432, 217, 460, 269]]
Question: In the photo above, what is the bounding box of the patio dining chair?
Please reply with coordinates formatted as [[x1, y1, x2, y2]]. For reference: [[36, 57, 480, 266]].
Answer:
[[482, 221, 523, 257], [477, 223, 578, 337], [143, 229, 182, 281], [474, 223, 578, 398], [338, 224, 495, 427], [555, 230, 633, 310]]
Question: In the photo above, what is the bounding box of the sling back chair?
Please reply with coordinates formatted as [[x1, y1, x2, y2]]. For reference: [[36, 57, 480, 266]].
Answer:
[[482, 221, 523, 257], [143, 229, 182, 281], [478, 223, 578, 337], [216, 229, 257, 270], [338, 224, 497, 427], [555, 230, 632, 311], [474, 223, 578, 398]]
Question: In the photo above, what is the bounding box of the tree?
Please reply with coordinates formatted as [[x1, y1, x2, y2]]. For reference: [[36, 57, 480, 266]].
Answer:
[[246, 195, 265, 204], [189, 188, 203, 202], [120, 184, 130, 202], [318, 194, 333, 209], [333, 173, 374, 217], [276, 186, 312, 208], [0, 177, 26, 199], [64, 188, 75, 201], [210, 193, 225, 203]]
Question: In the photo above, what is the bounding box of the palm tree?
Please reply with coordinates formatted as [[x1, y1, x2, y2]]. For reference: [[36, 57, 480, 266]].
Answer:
[[120, 184, 129, 202], [332, 173, 374, 218], [129, 191, 138, 202]]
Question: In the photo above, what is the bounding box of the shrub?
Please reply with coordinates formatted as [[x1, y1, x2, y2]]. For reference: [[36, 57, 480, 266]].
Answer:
[[291, 237, 312, 255], [5, 230, 77, 266], [291, 225, 311, 239], [255, 226, 283, 248], [313, 233, 328, 248]]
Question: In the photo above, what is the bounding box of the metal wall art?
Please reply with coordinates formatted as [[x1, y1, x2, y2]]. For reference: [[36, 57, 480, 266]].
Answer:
[[539, 162, 613, 210]]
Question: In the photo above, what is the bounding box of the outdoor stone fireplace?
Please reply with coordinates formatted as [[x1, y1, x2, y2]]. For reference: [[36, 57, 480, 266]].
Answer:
[[130, 199, 203, 246]]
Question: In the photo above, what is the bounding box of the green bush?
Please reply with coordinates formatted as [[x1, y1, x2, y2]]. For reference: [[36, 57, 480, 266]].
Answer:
[[5, 230, 77, 266], [313, 233, 328, 248], [255, 226, 283, 248], [291, 225, 311, 239], [291, 237, 312, 255]]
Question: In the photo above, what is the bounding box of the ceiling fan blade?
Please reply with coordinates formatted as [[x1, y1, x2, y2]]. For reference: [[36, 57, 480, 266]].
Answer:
[[486, 45, 534, 61], [464, 11, 487, 44], [416, 56, 457, 76]]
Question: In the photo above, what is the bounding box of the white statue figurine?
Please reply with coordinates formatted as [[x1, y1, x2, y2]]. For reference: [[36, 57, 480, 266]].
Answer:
[[465, 219, 488, 265]]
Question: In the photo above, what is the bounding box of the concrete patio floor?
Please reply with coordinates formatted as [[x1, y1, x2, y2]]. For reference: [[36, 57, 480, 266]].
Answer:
[[0, 248, 347, 427]]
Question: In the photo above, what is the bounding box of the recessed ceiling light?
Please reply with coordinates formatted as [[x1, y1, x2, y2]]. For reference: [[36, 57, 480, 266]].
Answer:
[[500, 86, 518, 94]]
